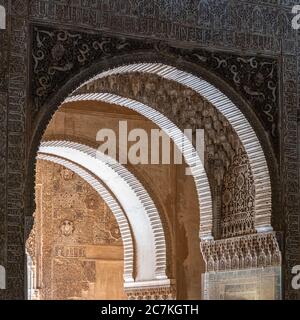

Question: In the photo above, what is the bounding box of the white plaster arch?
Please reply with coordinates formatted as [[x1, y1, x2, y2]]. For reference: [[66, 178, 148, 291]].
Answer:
[[36, 153, 135, 283], [65, 93, 213, 239], [0, 5, 5, 30], [38, 140, 170, 286], [81, 63, 273, 233]]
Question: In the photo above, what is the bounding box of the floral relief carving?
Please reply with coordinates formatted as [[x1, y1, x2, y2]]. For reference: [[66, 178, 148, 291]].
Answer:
[[84, 194, 99, 210], [60, 167, 74, 181], [221, 149, 255, 238], [26, 222, 36, 264]]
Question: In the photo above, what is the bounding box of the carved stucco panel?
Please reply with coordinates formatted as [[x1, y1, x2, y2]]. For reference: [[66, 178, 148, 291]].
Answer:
[[221, 150, 255, 238], [28, 160, 122, 300]]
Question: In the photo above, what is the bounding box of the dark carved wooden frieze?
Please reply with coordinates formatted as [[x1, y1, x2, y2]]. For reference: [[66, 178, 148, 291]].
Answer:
[[32, 25, 279, 150]]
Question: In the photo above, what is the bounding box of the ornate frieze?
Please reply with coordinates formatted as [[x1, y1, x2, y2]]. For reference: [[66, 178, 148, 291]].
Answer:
[[30, 0, 296, 54], [126, 284, 176, 300], [200, 232, 281, 272], [0, 92, 7, 270], [54, 246, 86, 258]]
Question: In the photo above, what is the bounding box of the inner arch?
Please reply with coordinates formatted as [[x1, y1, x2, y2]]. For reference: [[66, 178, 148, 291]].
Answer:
[[39, 140, 168, 284], [65, 92, 213, 239], [36, 153, 135, 283], [79, 63, 272, 232]]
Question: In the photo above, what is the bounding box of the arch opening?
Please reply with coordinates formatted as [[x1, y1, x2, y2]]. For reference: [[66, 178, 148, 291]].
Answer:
[[28, 56, 279, 300]]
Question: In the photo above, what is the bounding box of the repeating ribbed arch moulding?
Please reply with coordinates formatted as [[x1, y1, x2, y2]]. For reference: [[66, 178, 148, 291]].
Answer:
[[38, 140, 170, 286], [79, 63, 273, 234], [64, 92, 213, 240]]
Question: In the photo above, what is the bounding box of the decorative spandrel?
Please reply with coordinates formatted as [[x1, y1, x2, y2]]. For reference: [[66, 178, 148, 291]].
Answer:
[[32, 25, 279, 151], [32, 25, 152, 111], [171, 47, 279, 140]]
